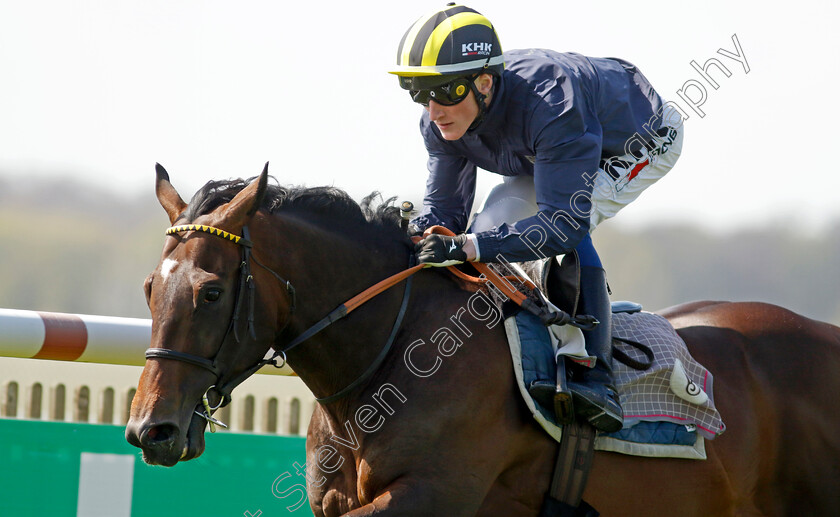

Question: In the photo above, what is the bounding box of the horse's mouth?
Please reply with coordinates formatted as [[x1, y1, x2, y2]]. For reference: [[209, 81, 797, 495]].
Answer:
[[176, 411, 208, 463], [176, 437, 196, 462], [175, 439, 200, 463]]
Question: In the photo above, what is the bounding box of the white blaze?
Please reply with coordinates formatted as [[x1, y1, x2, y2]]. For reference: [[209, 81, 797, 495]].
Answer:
[[160, 258, 178, 281]]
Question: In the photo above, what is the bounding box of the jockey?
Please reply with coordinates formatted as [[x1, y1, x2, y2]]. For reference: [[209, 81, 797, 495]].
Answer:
[[390, 4, 684, 433]]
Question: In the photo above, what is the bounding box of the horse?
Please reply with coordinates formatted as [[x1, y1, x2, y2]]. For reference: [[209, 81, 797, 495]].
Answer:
[[126, 165, 840, 516]]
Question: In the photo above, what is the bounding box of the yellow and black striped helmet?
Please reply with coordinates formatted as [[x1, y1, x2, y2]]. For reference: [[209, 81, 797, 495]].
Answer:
[[389, 4, 504, 90]]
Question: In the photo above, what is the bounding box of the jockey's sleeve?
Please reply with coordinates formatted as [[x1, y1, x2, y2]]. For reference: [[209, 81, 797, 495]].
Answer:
[[472, 125, 603, 263], [410, 131, 477, 234]]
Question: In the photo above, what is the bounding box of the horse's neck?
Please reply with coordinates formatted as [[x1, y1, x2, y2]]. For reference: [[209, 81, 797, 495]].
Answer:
[[274, 216, 411, 400]]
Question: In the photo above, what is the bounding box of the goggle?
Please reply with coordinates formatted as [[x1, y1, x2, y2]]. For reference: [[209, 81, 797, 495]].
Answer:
[[409, 76, 475, 107]]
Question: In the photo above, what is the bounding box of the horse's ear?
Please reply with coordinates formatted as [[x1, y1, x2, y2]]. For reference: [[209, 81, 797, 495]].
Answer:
[[155, 163, 187, 224], [222, 162, 269, 225]]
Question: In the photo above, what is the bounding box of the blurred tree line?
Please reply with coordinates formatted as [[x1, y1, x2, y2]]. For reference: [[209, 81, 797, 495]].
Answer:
[[1, 177, 838, 325], [594, 221, 840, 324]]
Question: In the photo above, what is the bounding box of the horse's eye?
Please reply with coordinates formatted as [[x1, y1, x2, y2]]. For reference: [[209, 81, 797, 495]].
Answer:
[[204, 289, 222, 303]]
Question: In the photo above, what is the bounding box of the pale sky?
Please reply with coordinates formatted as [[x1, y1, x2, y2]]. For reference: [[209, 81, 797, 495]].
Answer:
[[2, 0, 838, 232]]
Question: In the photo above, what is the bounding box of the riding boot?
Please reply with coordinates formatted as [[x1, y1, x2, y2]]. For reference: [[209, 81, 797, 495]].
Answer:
[[566, 266, 624, 433]]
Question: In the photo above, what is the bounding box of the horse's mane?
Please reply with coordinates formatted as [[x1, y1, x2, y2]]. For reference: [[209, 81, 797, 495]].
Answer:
[[180, 177, 410, 243]]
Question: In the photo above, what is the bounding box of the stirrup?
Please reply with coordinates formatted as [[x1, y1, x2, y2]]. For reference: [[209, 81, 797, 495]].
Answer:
[[569, 388, 623, 433], [553, 355, 574, 425]]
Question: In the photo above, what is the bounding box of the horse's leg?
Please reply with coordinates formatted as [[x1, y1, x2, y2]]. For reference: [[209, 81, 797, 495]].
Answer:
[[476, 437, 558, 517], [305, 343, 541, 517], [333, 428, 557, 517], [332, 478, 492, 517]]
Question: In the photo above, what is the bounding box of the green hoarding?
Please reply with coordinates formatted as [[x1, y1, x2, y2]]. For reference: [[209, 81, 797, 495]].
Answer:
[[0, 419, 313, 517]]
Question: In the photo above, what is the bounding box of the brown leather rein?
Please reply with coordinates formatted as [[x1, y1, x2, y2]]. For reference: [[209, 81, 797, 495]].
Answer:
[[144, 224, 592, 419]]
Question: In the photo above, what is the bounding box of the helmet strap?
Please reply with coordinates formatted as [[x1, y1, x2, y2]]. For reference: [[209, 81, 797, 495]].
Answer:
[[468, 74, 492, 131]]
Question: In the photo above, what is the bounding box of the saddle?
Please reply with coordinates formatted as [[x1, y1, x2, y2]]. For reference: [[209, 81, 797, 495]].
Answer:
[[435, 249, 725, 516], [496, 255, 725, 459]]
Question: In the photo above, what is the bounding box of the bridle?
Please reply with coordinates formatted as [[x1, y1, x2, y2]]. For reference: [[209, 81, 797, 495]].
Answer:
[[145, 223, 595, 432], [144, 223, 417, 430]]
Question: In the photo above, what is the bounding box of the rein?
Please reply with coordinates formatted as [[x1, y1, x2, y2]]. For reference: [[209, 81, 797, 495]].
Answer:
[[145, 223, 594, 428], [423, 226, 599, 330]]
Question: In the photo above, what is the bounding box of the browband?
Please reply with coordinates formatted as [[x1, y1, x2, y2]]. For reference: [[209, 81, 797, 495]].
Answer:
[[165, 224, 253, 247]]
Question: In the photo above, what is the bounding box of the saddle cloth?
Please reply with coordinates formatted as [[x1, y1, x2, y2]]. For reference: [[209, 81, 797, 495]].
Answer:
[[505, 307, 726, 460]]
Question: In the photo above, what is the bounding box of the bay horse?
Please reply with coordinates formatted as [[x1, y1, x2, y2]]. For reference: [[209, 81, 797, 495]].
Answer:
[[126, 165, 840, 516]]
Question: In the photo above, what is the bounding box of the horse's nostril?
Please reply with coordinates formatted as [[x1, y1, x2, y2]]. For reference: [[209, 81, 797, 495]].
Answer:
[[144, 423, 178, 445]]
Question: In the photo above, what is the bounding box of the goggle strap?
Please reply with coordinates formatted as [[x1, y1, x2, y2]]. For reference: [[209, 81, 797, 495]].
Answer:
[[468, 75, 491, 131]]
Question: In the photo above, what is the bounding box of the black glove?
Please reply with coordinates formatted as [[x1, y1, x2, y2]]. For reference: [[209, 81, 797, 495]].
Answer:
[[415, 234, 468, 267]]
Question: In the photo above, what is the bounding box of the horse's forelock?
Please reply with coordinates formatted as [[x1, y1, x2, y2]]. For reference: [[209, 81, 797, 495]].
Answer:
[[181, 178, 250, 223]]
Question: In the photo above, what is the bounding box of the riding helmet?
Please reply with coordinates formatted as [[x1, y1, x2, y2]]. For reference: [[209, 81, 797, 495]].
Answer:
[[389, 3, 504, 91]]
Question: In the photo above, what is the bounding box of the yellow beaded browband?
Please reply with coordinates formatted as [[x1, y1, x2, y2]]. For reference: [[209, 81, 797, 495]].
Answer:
[[165, 224, 252, 247]]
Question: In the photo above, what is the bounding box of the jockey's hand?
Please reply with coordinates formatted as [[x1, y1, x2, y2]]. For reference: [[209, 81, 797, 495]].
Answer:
[[415, 233, 469, 267]]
